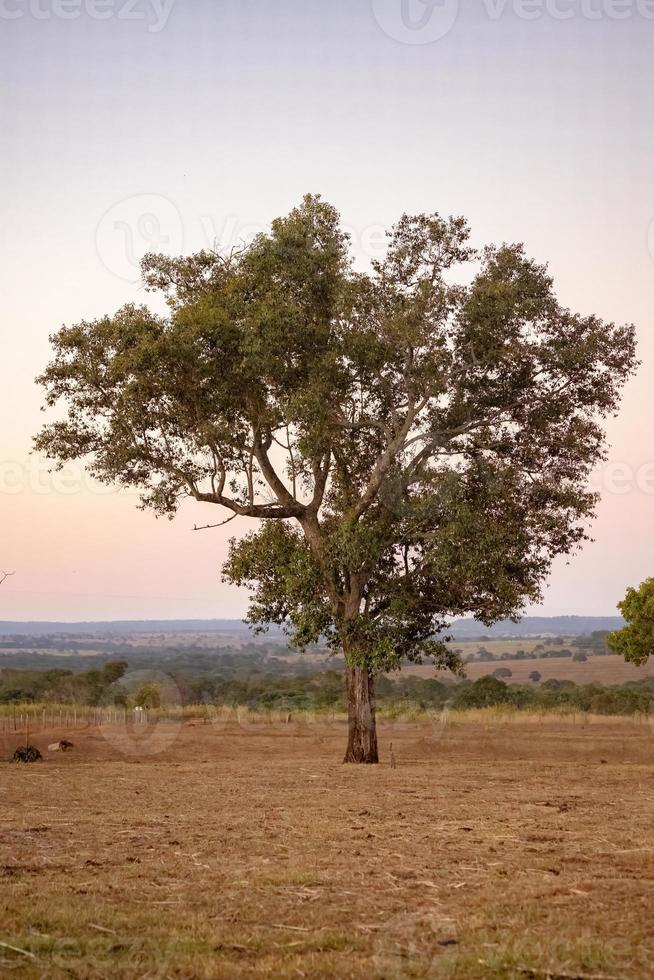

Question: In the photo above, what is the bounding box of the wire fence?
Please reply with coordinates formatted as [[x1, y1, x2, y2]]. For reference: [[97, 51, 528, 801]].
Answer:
[[0, 704, 156, 735], [0, 702, 344, 736]]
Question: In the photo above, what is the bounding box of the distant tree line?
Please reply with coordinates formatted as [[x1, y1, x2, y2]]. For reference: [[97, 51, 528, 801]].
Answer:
[[2, 663, 654, 717], [466, 632, 611, 664], [0, 662, 128, 706]]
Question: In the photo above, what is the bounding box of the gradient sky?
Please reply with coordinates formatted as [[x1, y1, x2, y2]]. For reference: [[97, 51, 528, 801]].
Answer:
[[1, 0, 653, 621]]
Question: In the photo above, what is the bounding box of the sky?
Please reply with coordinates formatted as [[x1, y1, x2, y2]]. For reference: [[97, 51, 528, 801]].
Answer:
[[1, 0, 654, 621]]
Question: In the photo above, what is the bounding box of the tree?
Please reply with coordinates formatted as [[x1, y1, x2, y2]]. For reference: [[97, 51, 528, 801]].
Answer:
[[477, 648, 496, 662], [133, 683, 162, 709], [102, 660, 129, 685], [572, 650, 588, 662], [608, 578, 654, 665], [34, 195, 638, 763], [529, 670, 542, 683], [454, 675, 512, 708], [493, 667, 513, 679]]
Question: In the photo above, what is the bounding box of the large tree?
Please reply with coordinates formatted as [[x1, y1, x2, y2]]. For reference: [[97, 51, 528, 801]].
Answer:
[[35, 195, 637, 763]]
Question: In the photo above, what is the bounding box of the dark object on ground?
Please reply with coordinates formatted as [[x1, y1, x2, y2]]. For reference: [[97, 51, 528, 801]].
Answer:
[[48, 739, 74, 753], [12, 745, 43, 763]]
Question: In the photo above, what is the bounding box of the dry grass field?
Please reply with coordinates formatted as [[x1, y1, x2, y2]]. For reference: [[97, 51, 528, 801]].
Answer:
[[2, 714, 654, 979], [412, 653, 654, 686], [264, 644, 654, 687]]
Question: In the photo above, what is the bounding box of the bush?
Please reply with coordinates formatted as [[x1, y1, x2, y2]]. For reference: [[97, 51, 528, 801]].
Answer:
[[453, 676, 512, 708], [476, 648, 495, 662], [13, 744, 42, 763], [132, 683, 162, 709]]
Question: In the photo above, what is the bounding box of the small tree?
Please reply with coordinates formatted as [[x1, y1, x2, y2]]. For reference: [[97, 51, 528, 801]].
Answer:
[[609, 578, 654, 665], [477, 648, 496, 662], [529, 670, 542, 683], [133, 683, 162, 709], [35, 196, 637, 763], [572, 650, 588, 663], [454, 675, 511, 708], [493, 667, 513, 679]]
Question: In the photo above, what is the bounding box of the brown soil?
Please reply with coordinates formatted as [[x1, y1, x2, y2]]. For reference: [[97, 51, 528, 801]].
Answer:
[[1, 716, 653, 978]]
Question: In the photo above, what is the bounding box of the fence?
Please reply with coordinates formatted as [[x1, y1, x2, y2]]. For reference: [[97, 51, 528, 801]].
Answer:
[[0, 705, 153, 735]]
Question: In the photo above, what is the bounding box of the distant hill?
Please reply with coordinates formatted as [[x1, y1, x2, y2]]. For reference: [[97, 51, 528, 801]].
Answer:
[[0, 619, 258, 636], [0, 616, 622, 638], [450, 616, 624, 638]]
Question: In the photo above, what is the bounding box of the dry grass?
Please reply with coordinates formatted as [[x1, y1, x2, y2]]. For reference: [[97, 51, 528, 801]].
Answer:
[[407, 652, 654, 686], [1, 714, 653, 978]]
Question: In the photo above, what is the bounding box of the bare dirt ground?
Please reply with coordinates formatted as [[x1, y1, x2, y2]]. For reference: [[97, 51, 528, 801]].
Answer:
[[1, 715, 653, 979]]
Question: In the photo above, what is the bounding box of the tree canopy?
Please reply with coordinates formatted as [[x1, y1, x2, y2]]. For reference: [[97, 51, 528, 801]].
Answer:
[[609, 578, 654, 665], [35, 194, 638, 761]]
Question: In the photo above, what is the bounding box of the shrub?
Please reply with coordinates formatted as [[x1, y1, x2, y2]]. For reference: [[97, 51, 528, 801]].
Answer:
[[132, 683, 162, 709], [13, 744, 42, 763], [476, 648, 495, 662], [453, 676, 512, 708]]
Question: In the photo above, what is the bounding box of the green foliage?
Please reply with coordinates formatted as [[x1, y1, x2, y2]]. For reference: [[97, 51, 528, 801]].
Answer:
[[453, 675, 516, 708], [132, 683, 162, 709], [36, 196, 638, 680], [609, 578, 654, 665], [223, 522, 335, 650], [0, 660, 128, 706], [477, 648, 495, 662], [2, 657, 654, 717]]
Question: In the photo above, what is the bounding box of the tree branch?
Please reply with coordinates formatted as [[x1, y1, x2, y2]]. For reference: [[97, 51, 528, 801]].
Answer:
[[253, 432, 305, 513], [191, 488, 302, 519], [193, 515, 238, 532], [309, 452, 331, 514], [349, 400, 420, 522]]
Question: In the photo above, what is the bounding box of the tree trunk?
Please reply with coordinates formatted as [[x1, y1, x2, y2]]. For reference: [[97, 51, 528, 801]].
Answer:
[[343, 665, 379, 764]]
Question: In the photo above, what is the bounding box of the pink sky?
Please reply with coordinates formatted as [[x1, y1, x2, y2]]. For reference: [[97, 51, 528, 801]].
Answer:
[[1, 3, 653, 621]]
